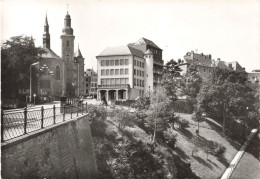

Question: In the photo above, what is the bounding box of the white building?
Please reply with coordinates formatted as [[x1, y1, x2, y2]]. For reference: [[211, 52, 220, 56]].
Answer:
[[96, 38, 163, 101]]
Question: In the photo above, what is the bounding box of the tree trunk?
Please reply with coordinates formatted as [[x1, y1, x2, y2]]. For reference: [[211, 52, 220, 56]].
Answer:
[[222, 106, 226, 134], [152, 119, 157, 143]]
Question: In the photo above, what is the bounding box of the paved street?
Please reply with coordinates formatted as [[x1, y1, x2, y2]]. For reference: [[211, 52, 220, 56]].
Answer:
[[230, 132, 260, 179]]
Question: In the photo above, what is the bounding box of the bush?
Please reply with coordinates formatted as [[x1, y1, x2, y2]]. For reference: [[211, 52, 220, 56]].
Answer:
[[113, 109, 134, 130], [87, 105, 107, 123], [163, 128, 178, 148], [207, 140, 226, 157], [177, 118, 189, 129]]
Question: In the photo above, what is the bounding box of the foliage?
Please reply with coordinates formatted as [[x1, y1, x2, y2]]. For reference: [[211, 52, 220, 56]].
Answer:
[[88, 105, 107, 137], [176, 118, 190, 130], [161, 59, 184, 102], [1, 35, 45, 98], [145, 86, 177, 142], [197, 67, 258, 133], [133, 96, 150, 110], [183, 63, 203, 99], [87, 105, 107, 122], [163, 128, 178, 148], [133, 110, 148, 130], [206, 140, 227, 157], [113, 109, 134, 131]]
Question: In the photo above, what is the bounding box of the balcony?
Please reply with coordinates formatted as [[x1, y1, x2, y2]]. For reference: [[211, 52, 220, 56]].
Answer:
[[153, 70, 162, 75], [154, 58, 164, 65], [98, 84, 130, 89]]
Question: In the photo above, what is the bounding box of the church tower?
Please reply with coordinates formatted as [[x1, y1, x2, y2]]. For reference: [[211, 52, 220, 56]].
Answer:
[[61, 11, 75, 96], [43, 14, 50, 49]]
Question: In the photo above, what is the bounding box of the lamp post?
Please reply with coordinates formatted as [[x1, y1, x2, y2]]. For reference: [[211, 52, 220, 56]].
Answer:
[[30, 62, 39, 103], [40, 64, 54, 102]]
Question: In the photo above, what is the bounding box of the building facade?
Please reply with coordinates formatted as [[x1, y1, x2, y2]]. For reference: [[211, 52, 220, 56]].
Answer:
[[35, 12, 85, 101], [179, 51, 245, 80], [247, 69, 260, 104], [84, 69, 98, 98], [96, 38, 163, 101]]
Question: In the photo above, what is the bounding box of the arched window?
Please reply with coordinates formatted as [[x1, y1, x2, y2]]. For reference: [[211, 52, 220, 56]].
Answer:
[[66, 40, 69, 46], [56, 66, 60, 80]]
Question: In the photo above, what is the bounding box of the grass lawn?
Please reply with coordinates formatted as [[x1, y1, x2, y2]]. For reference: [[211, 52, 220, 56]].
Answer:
[[174, 113, 242, 178]]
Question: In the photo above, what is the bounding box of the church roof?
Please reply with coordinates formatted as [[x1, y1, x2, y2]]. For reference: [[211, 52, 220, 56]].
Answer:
[[42, 48, 61, 59], [133, 37, 162, 50], [75, 47, 83, 58], [97, 46, 144, 58]]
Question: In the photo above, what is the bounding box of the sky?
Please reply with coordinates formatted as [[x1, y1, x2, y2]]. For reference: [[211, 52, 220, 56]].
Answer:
[[1, 0, 260, 72]]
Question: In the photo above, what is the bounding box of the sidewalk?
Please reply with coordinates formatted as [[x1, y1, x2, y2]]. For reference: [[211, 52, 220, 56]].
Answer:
[[220, 128, 258, 179]]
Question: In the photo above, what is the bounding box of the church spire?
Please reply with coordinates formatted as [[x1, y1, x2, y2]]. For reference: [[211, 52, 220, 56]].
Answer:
[[62, 9, 73, 35], [43, 13, 50, 49]]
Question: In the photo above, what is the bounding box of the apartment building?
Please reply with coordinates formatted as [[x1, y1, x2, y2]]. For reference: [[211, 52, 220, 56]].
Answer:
[[85, 69, 97, 98], [96, 38, 163, 101]]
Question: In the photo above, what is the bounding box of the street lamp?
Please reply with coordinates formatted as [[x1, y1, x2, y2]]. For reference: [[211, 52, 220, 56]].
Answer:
[[40, 64, 54, 102], [30, 62, 39, 103], [196, 112, 206, 135]]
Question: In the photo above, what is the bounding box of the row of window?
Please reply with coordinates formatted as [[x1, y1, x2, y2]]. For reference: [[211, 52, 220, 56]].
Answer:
[[101, 59, 129, 66], [101, 68, 129, 76], [134, 69, 145, 77], [133, 78, 144, 87], [86, 83, 97, 88], [86, 78, 97, 82], [101, 78, 129, 85], [134, 60, 145, 68]]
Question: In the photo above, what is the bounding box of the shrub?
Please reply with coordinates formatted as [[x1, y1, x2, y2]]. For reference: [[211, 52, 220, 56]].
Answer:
[[177, 118, 189, 129], [87, 105, 107, 123], [113, 109, 134, 130], [207, 140, 226, 157], [163, 128, 178, 148]]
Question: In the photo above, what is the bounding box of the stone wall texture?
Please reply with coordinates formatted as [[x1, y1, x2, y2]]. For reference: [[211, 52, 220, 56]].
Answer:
[[1, 115, 97, 179]]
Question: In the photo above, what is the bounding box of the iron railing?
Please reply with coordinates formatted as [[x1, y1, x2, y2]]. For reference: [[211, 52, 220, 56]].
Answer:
[[1, 102, 88, 142]]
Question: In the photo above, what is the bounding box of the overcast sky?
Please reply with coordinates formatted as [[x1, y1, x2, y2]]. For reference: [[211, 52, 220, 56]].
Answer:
[[1, 0, 260, 72]]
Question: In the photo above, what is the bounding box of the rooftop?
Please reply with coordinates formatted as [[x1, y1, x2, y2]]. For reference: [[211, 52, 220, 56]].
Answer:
[[42, 48, 60, 59], [97, 45, 144, 58], [132, 37, 162, 50]]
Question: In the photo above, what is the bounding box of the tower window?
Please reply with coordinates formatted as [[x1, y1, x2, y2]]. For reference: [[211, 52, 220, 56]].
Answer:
[[56, 66, 60, 80], [66, 40, 69, 46]]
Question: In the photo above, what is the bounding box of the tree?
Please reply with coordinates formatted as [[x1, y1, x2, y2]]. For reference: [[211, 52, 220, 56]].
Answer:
[[161, 59, 184, 102], [197, 67, 258, 133], [183, 63, 203, 100], [145, 86, 176, 143], [1, 35, 45, 98]]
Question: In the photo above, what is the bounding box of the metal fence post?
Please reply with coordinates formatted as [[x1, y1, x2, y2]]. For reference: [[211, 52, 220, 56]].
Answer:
[[71, 105, 72, 119], [77, 104, 79, 117], [24, 107, 27, 134], [82, 103, 83, 115], [41, 106, 44, 129], [1, 109, 4, 142], [63, 104, 66, 121], [53, 105, 56, 124]]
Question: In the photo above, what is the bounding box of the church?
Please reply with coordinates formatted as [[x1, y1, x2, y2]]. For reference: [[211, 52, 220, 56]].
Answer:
[[35, 11, 85, 101]]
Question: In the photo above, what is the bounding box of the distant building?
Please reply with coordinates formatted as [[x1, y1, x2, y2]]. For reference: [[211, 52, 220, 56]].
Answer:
[[96, 38, 164, 101], [179, 51, 245, 80], [247, 69, 260, 104], [32, 12, 85, 101], [84, 69, 97, 98]]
